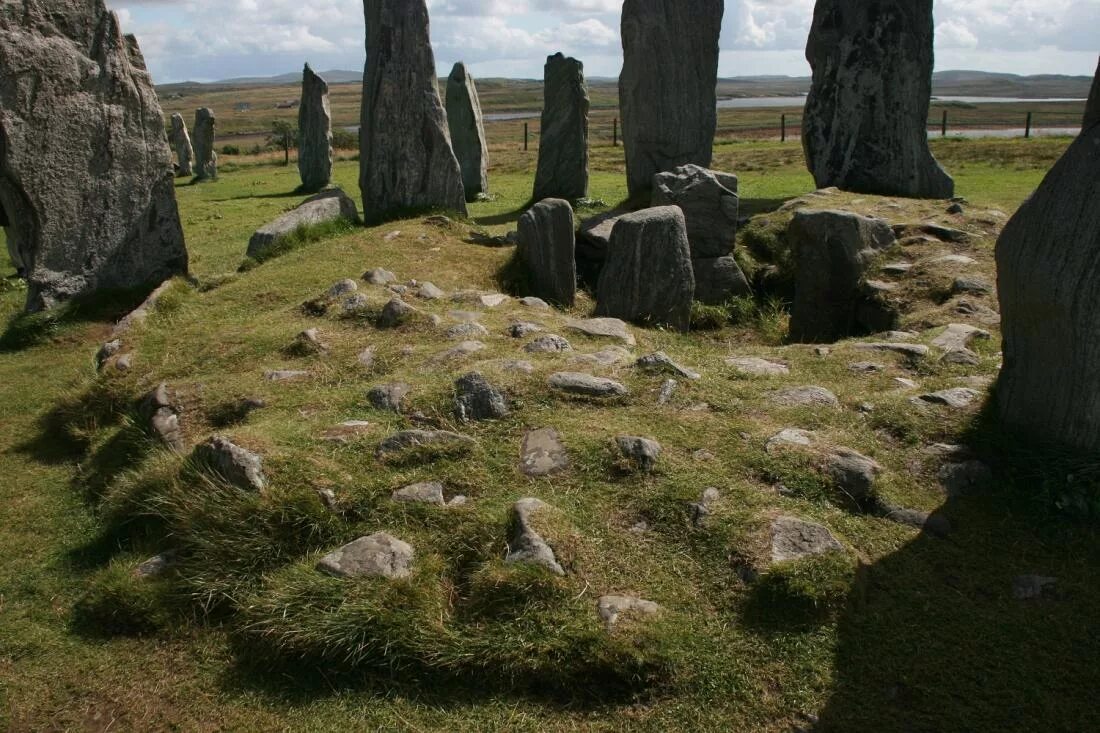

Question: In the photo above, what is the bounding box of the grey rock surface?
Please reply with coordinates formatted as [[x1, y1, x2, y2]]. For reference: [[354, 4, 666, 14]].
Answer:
[[316, 532, 414, 579], [802, 0, 954, 199], [525, 335, 573, 354], [367, 382, 411, 412], [825, 448, 881, 504], [446, 62, 489, 201], [192, 436, 265, 491], [246, 188, 359, 259], [170, 113, 194, 177], [570, 346, 633, 367], [520, 428, 570, 477], [565, 318, 637, 346], [298, 64, 333, 193], [692, 256, 752, 306], [506, 498, 565, 575], [140, 383, 183, 451], [453, 372, 509, 421], [392, 481, 446, 506], [726, 357, 790, 377], [517, 199, 577, 307], [772, 386, 840, 408], [771, 516, 844, 563], [635, 351, 700, 380], [616, 436, 662, 472], [932, 323, 991, 352], [193, 107, 217, 181], [596, 206, 694, 332], [597, 595, 660, 628], [913, 388, 980, 409], [533, 53, 589, 201], [651, 165, 739, 258], [375, 429, 476, 459], [445, 322, 489, 340], [359, 0, 467, 219], [620, 0, 723, 195], [549, 372, 628, 398]]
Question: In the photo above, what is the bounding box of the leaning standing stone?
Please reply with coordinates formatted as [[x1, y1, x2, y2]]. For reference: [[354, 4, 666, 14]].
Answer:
[[802, 0, 954, 199], [596, 206, 694, 332], [620, 0, 723, 196], [193, 107, 217, 181], [298, 64, 333, 193], [359, 0, 467, 219], [517, 199, 577, 307], [446, 62, 489, 201], [532, 53, 589, 202], [170, 113, 194, 177]]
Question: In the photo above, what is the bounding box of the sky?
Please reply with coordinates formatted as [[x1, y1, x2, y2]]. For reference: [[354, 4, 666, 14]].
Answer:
[[109, 0, 1100, 85]]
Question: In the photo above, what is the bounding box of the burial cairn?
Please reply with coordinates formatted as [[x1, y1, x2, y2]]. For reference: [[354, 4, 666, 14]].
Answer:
[[298, 63, 333, 193], [170, 113, 195, 178], [533, 53, 590, 202], [193, 107, 218, 181], [446, 62, 490, 202]]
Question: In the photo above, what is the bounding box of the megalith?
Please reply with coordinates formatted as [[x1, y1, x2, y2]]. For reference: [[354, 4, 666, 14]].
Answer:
[[446, 62, 489, 202], [802, 0, 954, 199], [532, 53, 589, 202], [298, 64, 333, 193], [170, 113, 194, 178], [360, 0, 467, 220], [193, 107, 217, 181], [1084, 56, 1100, 130], [619, 0, 723, 197], [996, 122, 1100, 451], [0, 0, 187, 311], [517, 198, 576, 307]]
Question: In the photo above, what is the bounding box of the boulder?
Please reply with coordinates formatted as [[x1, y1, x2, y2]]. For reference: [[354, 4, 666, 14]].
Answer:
[[802, 0, 954, 199], [170, 113, 194, 177], [0, 2, 188, 311], [692, 256, 752, 305], [532, 53, 589, 201], [359, 0, 467, 219], [565, 318, 636, 346], [1085, 56, 1100, 130], [453, 372, 509, 421], [193, 107, 217, 181], [788, 210, 898, 343], [651, 165, 739, 258], [191, 436, 265, 491], [445, 62, 489, 201], [506, 498, 565, 575], [520, 428, 569, 477], [246, 189, 359, 259], [517, 199, 577, 307], [620, 0, 723, 195], [297, 64, 333, 193], [596, 206, 695, 332], [316, 532, 414, 579]]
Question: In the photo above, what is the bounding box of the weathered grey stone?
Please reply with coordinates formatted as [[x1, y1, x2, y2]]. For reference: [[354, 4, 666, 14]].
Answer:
[[367, 382, 410, 412], [446, 62, 489, 201], [596, 206, 694, 332], [359, 0, 467, 219], [317, 532, 414, 579], [942, 349, 980, 366], [692, 257, 752, 306], [264, 369, 310, 383], [518, 296, 550, 309], [726, 357, 790, 377], [375, 429, 475, 459], [771, 516, 844, 563], [246, 188, 359, 259], [321, 421, 373, 444], [597, 595, 660, 628], [520, 428, 569, 477], [570, 346, 634, 367], [766, 428, 816, 454], [506, 498, 564, 575], [509, 322, 545, 339], [825, 448, 881, 503], [445, 322, 489, 340], [953, 277, 992, 296], [802, 0, 954, 199], [453, 372, 509, 421], [365, 268, 397, 285], [788, 210, 898, 343], [298, 64, 333, 193], [532, 53, 589, 201], [392, 481, 446, 506], [133, 552, 176, 579], [170, 113, 194, 177], [854, 342, 930, 359], [140, 383, 183, 451], [357, 347, 377, 369], [620, 0, 722, 195], [328, 279, 358, 298], [652, 165, 739, 258], [525, 335, 573, 354], [932, 324, 991, 353], [913, 388, 980, 409], [657, 379, 677, 405], [418, 281, 445, 300], [772, 386, 840, 408], [192, 107, 217, 181], [1084, 56, 1100, 130], [566, 318, 637, 346], [549, 372, 628, 398], [0, 3, 188, 311], [192, 436, 265, 491], [881, 505, 952, 537], [517, 199, 577, 307], [616, 436, 662, 472], [378, 297, 423, 328], [635, 351, 700, 380]]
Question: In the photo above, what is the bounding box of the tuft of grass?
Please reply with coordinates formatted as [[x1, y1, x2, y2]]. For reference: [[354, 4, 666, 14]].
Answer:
[[72, 559, 176, 636], [746, 552, 858, 626], [243, 218, 359, 267]]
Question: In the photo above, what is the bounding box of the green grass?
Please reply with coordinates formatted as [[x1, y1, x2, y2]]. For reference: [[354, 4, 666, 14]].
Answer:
[[1, 135, 1098, 731]]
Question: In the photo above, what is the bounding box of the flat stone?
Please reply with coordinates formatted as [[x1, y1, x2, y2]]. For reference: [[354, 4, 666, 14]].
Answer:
[[635, 351, 701, 380], [771, 516, 845, 564], [520, 428, 569, 477], [549, 372, 629, 398], [766, 428, 816, 453], [445, 322, 489, 340], [566, 318, 637, 346], [316, 532, 414, 579], [321, 421, 373, 444], [480, 293, 509, 308], [418, 281, 446, 299], [376, 429, 476, 460], [453, 372, 509, 421], [192, 436, 265, 491], [247, 189, 358, 260], [509, 322, 545, 338], [392, 481, 446, 506], [569, 346, 634, 367], [913, 388, 980, 409], [942, 349, 981, 366], [616, 436, 662, 472], [881, 263, 913, 276], [367, 383, 410, 412], [772, 386, 840, 408], [597, 595, 661, 628], [264, 369, 310, 383], [853, 343, 930, 358], [692, 256, 753, 305], [726, 356, 790, 377], [931, 323, 991, 352], [953, 277, 992, 296], [525, 335, 573, 353], [505, 498, 565, 575]]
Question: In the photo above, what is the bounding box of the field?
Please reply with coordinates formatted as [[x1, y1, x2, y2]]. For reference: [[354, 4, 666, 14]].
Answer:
[[1, 129, 1098, 732]]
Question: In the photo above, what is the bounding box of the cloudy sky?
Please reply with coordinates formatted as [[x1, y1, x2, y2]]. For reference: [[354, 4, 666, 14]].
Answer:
[[110, 0, 1099, 84]]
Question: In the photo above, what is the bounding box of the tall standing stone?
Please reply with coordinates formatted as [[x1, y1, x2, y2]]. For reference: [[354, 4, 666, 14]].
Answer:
[[298, 64, 333, 193], [0, 0, 187, 311], [193, 107, 217, 181], [360, 0, 467, 220], [446, 62, 489, 202], [532, 53, 589, 202], [1084, 56, 1100, 130], [619, 0, 723, 197], [802, 0, 954, 199], [170, 113, 194, 178], [517, 199, 576, 307], [996, 122, 1100, 451]]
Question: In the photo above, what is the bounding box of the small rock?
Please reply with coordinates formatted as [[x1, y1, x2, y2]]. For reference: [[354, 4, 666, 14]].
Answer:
[[848, 361, 886, 374], [549, 372, 629, 398], [520, 427, 569, 477], [418, 281, 446, 299], [480, 293, 510, 308], [378, 297, 421, 328], [453, 372, 509, 421], [565, 318, 636, 347], [597, 595, 661, 628], [772, 386, 840, 408], [881, 262, 913, 276], [854, 342, 930, 359], [133, 553, 175, 579], [392, 481, 446, 506], [766, 428, 815, 453], [952, 277, 992, 296], [327, 279, 358, 298], [376, 429, 476, 460], [291, 328, 328, 355], [445, 321, 489, 340], [912, 388, 980, 409], [192, 436, 265, 491], [434, 340, 485, 361], [726, 356, 790, 377], [321, 421, 373, 444], [942, 349, 980, 366], [701, 487, 721, 505], [570, 346, 633, 367], [367, 383, 410, 412], [96, 339, 122, 369], [657, 379, 678, 405], [927, 254, 977, 267], [316, 532, 414, 579], [635, 351, 701, 380], [342, 294, 371, 315], [1012, 575, 1057, 601], [931, 323, 991, 352], [518, 296, 551, 309], [616, 436, 662, 472], [525, 335, 573, 353], [506, 498, 564, 575], [825, 448, 881, 503], [140, 383, 183, 451], [894, 377, 920, 389], [364, 268, 397, 285], [771, 516, 844, 563], [509, 322, 544, 338], [357, 346, 377, 369]]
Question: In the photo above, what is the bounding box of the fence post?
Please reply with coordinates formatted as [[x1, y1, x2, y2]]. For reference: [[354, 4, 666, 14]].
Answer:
[[613, 118, 618, 147], [524, 122, 529, 151], [781, 113, 786, 142], [1025, 112, 1032, 139], [941, 110, 948, 137]]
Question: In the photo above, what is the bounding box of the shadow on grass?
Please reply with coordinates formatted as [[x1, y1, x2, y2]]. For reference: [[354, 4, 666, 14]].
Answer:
[[208, 190, 307, 203], [739, 196, 798, 218], [471, 205, 531, 228], [0, 285, 155, 352]]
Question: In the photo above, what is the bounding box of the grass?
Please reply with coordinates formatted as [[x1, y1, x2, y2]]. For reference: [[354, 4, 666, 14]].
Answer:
[[1, 133, 1098, 731]]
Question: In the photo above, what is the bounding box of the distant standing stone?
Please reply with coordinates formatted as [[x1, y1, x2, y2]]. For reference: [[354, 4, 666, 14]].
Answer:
[[517, 199, 577, 307], [520, 428, 570, 477], [193, 107, 217, 181], [298, 63, 333, 193], [316, 532, 414, 579], [532, 53, 589, 201], [446, 62, 490, 201], [620, 0, 723, 195], [170, 113, 194, 177], [596, 206, 694, 332], [359, 0, 467, 219], [802, 0, 954, 199]]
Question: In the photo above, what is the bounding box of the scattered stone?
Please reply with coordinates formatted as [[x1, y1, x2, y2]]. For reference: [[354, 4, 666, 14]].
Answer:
[[140, 383, 183, 451], [378, 297, 423, 328], [953, 277, 992, 296], [881, 263, 913, 276], [520, 428, 570, 477], [577, 208, 630, 261], [367, 383, 410, 412], [566, 318, 637, 346], [894, 377, 920, 389], [265, 369, 310, 382], [434, 341, 485, 362], [342, 294, 371, 315], [597, 595, 661, 629], [192, 436, 265, 491], [570, 346, 633, 367], [316, 532, 414, 579], [726, 356, 790, 377], [932, 324, 991, 352], [771, 516, 844, 563], [480, 293, 509, 308], [532, 53, 589, 201], [848, 362, 885, 374], [825, 448, 881, 504], [453, 372, 509, 421], [657, 379, 678, 405], [376, 429, 476, 460], [913, 388, 980, 409], [509, 322, 545, 339], [133, 553, 175, 580], [491, 359, 536, 374], [445, 62, 489, 201], [506, 498, 565, 575], [635, 352, 701, 380], [357, 347, 377, 369], [772, 386, 840, 408], [651, 165, 739, 258], [517, 198, 577, 307], [881, 505, 952, 538], [927, 254, 977, 267], [938, 460, 993, 497], [766, 428, 815, 453], [327, 279, 358, 298], [365, 268, 397, 285], [291, 328, 329, 355], [96, 340, 123, 370], [692, 256, 753, 305], [525, 335, 573, 354], [321, 421, 373, 444], [193, 107, 217, 180], [549, 372, 629, 398], [445, 322, 489, 340], [519, 296, 551, 309], [942, 349, 980, 367], [418, 282, 445, 300], [916, 223, 972, 244], [170, 113, 194, 177], [616, 436, 662, 472], [392, 481, 446, 506], [853, 343, 930, 359], [298, 64, 333, 192], [1012, 575, 1058, 601]]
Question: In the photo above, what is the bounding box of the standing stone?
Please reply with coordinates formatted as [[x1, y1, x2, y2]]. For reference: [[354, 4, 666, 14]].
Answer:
[[0, 1, 188, 311], [192, 107, 217, 181], [619, 0, 723, 196], [170, 114, 194, 178], [1085, 56, 1100, 131], [298, 64, 333, 193], [651, 165, 739, 259], [802, 0, 954, 199], [517, 199, 576, 307], [787, 210, 898, 343], [596, 206, 694, 332], [446, 62, 489, 202], [360, 0, 467, 220], [996, 122, 1100, 451], [532, 53, 589, 202]]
